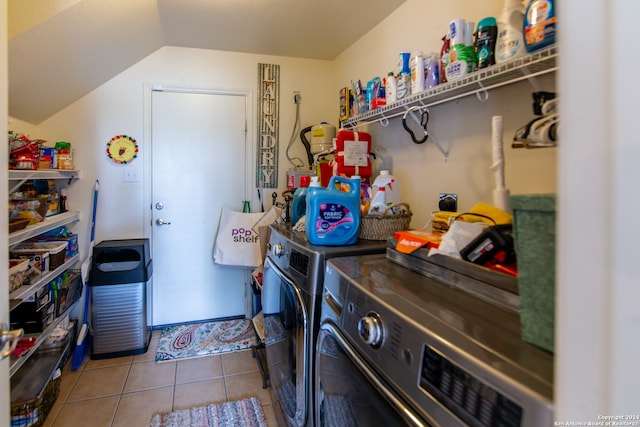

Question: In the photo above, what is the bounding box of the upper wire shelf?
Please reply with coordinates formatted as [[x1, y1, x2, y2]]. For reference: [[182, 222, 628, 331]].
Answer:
[[342, 44, 558, 129]]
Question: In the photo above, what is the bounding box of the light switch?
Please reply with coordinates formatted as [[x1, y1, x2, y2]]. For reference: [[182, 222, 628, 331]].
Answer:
[[124, 167, 140, 183]]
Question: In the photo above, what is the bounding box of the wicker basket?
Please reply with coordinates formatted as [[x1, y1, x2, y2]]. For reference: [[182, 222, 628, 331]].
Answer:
[[9, 219, 30, 233], [359, 203, 412, 241], [11, 375, 61, 427]]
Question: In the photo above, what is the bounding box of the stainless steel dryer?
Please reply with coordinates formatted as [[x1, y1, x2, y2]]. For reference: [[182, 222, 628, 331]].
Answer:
[[317, 254, 554, 426], [261, 223, 386, 427]]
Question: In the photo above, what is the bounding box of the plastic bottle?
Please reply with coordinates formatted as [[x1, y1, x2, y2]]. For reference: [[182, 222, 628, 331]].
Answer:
[[371, 170, 401, 205], [291, 175, 310, 226], [396, 52, 411, 99], [523, 0, 556, 52], [410, 52, 426, 94], [425, 52, 440, 88], [306, 175, 361, 246], [496, 0, 526, 63], [446, 18, 477, 81], [439, 33, 450, 84], [475, 17, 498, 68], [384, 72, 397, 104], [464, 21, 478, 72], [59, 188, 68, 213], [372, 77, 385, 109], [368, 187, 388, 214]]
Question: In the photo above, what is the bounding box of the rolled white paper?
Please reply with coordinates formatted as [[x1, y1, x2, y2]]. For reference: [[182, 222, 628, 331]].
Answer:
[[491, 115, 511, 212]]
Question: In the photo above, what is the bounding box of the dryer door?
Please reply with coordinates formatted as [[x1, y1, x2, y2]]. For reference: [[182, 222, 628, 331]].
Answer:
[[316, 322, 432, 427]]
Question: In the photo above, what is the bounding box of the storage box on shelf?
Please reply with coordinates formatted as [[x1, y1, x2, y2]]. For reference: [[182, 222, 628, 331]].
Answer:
[[11, 241, 67, 274], [9, 258, 29, 293]]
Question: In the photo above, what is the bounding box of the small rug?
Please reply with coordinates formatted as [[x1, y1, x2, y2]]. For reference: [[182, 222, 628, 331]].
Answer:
[[156, 318, 258, 362], [150, 397, 267, 427]]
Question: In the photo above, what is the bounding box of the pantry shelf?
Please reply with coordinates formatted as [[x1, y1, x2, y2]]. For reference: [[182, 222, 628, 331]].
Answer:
[[9, 169, 79, 193], [9, 211, 79, 247], [9, 254, 80, 309], [342, 44, 558, 129], [9, 304, 75, 377]]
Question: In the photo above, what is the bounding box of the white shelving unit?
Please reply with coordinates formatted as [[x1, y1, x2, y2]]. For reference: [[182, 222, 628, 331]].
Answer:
[[342, 44, 558, 158], [8, 171, 81, 377], [342, 44, 557, 129]]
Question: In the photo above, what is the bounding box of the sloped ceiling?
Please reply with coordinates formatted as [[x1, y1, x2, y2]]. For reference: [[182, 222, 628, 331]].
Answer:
[[8, 0, 406, 125]]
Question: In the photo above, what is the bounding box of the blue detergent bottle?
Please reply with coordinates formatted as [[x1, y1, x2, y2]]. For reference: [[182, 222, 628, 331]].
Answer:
[[523, 0, 556, 52], [291, 175, 311, 226], [306, 175, 361, 246]]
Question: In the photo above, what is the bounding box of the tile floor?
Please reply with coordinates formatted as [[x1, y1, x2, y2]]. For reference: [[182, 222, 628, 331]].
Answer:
[[42, 331, 278, 427]]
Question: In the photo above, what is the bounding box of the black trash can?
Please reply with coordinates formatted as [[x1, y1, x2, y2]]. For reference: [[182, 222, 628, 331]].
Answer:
[[89, 239, 152, 359]]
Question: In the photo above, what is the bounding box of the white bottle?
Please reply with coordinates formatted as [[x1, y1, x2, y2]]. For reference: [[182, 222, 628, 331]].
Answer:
[[410, 52, 426, 94], [371, 170, 401, 205], [495, 0, 526, 63], [368, 187, 388, 214], [385, 72, 397, 104]]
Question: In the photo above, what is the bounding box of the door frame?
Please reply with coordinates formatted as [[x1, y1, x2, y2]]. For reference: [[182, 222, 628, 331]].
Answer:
[[142, 84, 257, 322]]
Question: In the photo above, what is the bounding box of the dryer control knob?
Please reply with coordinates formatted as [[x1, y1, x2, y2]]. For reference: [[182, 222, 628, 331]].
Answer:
[[272, 243, 285, 258], [358, 312, 383, 348]]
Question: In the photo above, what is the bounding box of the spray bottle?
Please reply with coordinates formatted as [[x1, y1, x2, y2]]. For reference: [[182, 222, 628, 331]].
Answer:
[[495, 0, 526, 63]]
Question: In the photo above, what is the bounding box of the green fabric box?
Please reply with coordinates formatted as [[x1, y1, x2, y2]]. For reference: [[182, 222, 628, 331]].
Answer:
[[510, 194, 556, 353]]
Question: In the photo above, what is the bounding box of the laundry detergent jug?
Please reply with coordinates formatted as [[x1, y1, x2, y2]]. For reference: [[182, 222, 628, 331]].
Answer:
[[306, 175, 361, 246]]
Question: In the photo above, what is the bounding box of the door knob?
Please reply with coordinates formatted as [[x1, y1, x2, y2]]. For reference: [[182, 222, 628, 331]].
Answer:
[[156, 218, 171, 225], [1, 323, 23, 359]]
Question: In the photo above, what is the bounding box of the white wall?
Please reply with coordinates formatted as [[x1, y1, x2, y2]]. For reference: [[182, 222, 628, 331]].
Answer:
[[333, 0, 556, 228], [11, 46, 334, 258], [557, 0, 640, 420]]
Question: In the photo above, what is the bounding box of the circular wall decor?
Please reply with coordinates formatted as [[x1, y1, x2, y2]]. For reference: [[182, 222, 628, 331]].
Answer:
[[107, 134, 138, 164]]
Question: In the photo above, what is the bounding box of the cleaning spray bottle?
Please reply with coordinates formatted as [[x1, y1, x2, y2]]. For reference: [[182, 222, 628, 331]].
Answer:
[[495, 0, 526, 63], [306, 175, 361, 246], [370, 170, 401, 205]]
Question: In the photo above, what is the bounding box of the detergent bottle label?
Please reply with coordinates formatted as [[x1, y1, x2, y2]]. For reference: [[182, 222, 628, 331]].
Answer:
[[314, 203, 356, 237]]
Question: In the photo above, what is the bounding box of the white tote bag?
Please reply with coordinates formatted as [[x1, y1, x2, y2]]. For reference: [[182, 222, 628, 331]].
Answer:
[[213, 207, 264, 268]]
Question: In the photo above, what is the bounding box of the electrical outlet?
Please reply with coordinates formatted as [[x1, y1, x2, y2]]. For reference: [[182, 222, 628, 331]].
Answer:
[[294, 91, 301, 104], [124, 167, 140, 183], [439, 193, 457, 211]]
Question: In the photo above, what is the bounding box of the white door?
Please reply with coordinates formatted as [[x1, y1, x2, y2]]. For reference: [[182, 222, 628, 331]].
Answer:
[[150, 88, 251, 326]]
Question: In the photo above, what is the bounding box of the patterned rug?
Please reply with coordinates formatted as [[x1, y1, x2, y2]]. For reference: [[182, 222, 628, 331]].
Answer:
[[155, 318, 258, 362], [150, 397, 267, 427]]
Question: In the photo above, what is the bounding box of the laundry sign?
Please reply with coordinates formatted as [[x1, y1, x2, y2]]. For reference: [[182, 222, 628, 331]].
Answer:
[[256, 63, 280, 188]]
